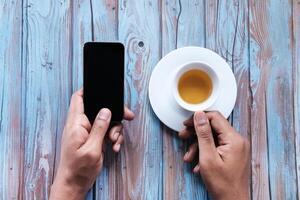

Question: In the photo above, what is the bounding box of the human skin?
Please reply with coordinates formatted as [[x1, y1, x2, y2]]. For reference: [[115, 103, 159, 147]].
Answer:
[[50, 89, 249, 200], [49, 89, 134, 200], [179, 111, 250, 200]]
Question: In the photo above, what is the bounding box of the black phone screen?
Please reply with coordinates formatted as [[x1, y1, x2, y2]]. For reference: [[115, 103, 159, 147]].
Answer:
[[84, 42, 124, 123]]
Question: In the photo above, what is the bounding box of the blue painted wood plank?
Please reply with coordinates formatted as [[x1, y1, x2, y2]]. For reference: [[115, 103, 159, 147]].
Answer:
[[249, 0, 297, 199], [71, 0, 93, 90], [248, 1, 271, 198], [293, 0, 300, 199], [92, 0, 118, 42], [175, 0, 206, 48], [118, 0, 163, 199], [89, 1, 120, 200], [161, 0, 209, 199], [68, 1, 94, 199], [205, 0, 251, 198], [0, 0, 22, 199], [22, 0, 72, 198], [206, 0, 250, 139]]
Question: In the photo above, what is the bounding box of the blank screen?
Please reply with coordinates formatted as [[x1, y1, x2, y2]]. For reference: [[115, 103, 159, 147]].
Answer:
[[84, 42, 124, 123]]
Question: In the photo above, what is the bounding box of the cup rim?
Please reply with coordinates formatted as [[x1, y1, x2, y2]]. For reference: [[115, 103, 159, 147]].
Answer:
[[173, 61, 220, 112]]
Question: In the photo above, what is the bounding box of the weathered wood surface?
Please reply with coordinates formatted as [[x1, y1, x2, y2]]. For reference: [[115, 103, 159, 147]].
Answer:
[[118, 0, 163, 199], [250, 1, 297, 199], [161, 1, 208, 199], [294, 1, 300, 200], [0, 0, 22, 199], [21, 1, 72, 199], [0, 0, 299, 199], [70, 0, 94, 199], [205, 1, 251, 199]]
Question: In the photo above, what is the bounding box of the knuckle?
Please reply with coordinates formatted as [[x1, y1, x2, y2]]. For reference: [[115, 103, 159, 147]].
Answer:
[[73, 136, 83, 145], [196, 126, 212, 140], [69, 127, 80, 136], [214, 162, 224, 172], [84, 150, 100, 162], [81, 114, 90, 124]]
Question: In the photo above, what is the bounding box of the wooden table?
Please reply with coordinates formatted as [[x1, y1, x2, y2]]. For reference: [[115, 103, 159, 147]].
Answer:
[[0, 0, 299, 199]]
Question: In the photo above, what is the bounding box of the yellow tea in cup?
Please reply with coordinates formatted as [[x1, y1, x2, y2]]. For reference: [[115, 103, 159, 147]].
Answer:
[[177, 69, 213, 104]]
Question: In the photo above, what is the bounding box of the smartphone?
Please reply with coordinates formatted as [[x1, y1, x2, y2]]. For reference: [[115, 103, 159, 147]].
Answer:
[[83, 42, 124, 123]]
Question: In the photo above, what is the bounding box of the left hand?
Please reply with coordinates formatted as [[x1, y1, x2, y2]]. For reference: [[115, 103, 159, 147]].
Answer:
[[50, 89, 134, 200]]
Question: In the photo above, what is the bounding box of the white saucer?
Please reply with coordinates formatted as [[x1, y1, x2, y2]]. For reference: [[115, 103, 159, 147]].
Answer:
[[148, 47, 237, 132]]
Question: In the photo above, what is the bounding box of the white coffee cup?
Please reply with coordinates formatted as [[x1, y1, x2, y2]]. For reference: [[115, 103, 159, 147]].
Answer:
[[173, 61, 220, 112]]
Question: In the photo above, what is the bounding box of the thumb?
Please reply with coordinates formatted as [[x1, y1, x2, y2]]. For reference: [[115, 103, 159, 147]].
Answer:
[[82, 108, 111, 155], [194, 111, 218, 160]]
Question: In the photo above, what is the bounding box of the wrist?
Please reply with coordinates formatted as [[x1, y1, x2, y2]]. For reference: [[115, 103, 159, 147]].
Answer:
[[217, 193, 249, 200], [215, 185, 249, 200], [50, 168, 86, 200]]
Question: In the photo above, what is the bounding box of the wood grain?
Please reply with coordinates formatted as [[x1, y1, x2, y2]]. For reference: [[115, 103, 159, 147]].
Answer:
[[293, 0, 300, 199], [22, 0, 72, 199], [249, 0, 296, 199], [161, 1, 183, 199], [248, 1, 271, 198], [161, 0, 208, 199], [89, 0, 120, 200], [71, 0, 92, 90], [0, 0, 23, 199], [118, 0, 163, 199], [66, 0, 94, 199], [205, 0, 251, 198], [0, 0, 299, 199]]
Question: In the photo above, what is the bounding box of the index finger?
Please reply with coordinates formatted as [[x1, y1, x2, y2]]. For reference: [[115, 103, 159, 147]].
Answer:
[[206, 111, 234, 136], [69, 88, 84, 114], [183, 115, 194, 127]]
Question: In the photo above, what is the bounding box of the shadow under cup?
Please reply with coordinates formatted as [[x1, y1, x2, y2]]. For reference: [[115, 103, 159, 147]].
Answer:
[[173, 61, 220, 112]]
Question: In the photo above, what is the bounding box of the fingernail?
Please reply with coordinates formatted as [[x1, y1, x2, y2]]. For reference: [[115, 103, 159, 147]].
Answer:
[[184, 152, 189, 160], [193, 165, 199, 173], [196, 112, 207, 125], [113, 132, 119, 140], [115, 144, 121, 151], [98, 108, 111, 120]]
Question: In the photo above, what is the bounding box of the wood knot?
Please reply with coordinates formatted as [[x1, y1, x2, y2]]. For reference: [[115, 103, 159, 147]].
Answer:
[[138, 41, 144, 47]]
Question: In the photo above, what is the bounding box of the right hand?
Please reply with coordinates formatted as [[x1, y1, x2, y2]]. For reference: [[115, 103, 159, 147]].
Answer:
[[179, 111, 250, 200], [50, 89, 134, 200]]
